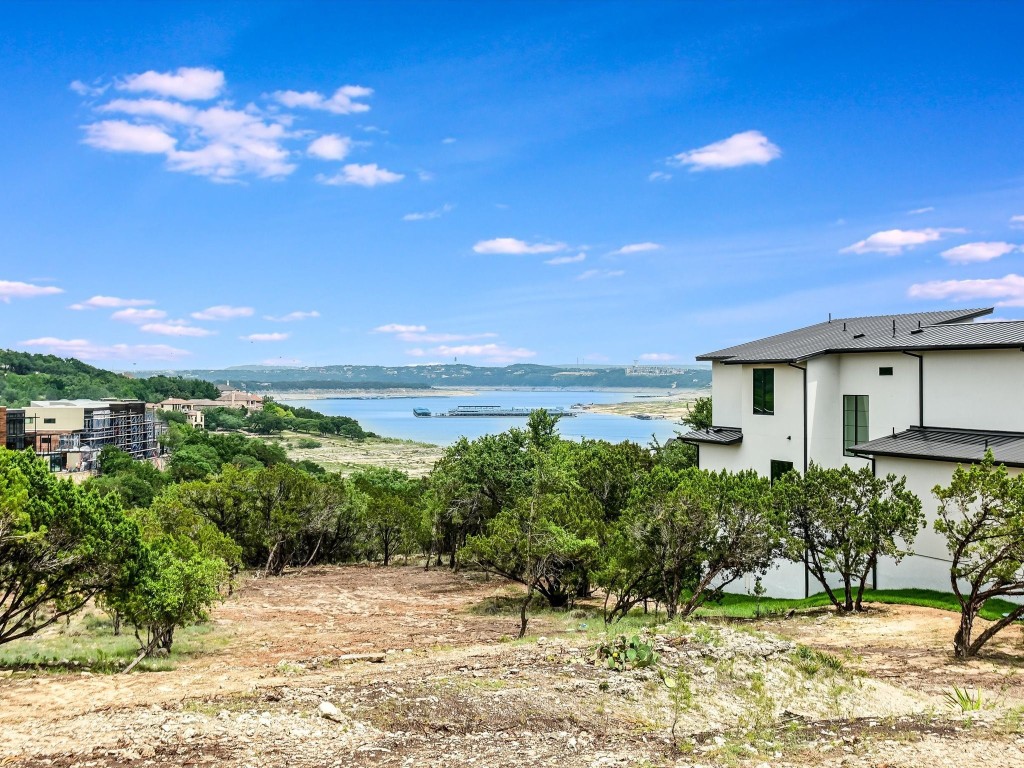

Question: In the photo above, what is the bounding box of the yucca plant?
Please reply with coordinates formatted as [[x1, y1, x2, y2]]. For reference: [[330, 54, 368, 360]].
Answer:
[[944, 685, 983, 712]]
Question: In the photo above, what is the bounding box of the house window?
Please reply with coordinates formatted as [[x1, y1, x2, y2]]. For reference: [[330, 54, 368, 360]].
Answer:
[[770, 460, 794, 483], [879, 367, 893, 376], [753, 369, 774, 415], [43, 418, 56, 424], [843, 395, 869, 456]]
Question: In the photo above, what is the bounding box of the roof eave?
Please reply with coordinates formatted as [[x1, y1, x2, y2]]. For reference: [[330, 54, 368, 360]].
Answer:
[[849, 446, 1024, 469]]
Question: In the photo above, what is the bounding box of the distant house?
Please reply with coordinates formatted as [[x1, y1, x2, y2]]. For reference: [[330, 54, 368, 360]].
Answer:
[[681, 307, 1024, 597], [157, 388, 263, 426], [215, 389, 263, 412], [157, 398, 206, 429]]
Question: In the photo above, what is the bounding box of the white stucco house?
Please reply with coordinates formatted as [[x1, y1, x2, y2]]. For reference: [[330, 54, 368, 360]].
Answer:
[[682, 307, 1024, 598]]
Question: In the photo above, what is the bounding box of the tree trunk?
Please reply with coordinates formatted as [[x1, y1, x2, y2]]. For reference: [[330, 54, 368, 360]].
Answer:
[[954, 606, 976, 659], [843, 575, 854, 613], [854, 565, 872, 612], [518, 586, 534, 639], [965, 603, 1024, 658]]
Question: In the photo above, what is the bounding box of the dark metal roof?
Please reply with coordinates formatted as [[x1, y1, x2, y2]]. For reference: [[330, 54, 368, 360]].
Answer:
[[850, 426, 1024, 468], [698, 308, 1002, 363], [680, 426, 743, 445]]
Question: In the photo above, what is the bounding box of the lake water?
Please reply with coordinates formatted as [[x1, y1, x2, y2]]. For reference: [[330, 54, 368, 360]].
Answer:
[[280, 391, 684, 447]]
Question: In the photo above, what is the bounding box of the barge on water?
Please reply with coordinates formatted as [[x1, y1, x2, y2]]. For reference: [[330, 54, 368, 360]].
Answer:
[[413, 405, 576, 418]]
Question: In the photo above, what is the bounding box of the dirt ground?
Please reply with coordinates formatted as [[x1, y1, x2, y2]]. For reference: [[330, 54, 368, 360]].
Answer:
[[2, 567, 1023, 767]]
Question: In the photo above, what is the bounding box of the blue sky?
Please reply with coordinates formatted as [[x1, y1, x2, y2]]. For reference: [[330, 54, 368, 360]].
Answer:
[[2, 2, 1024, 370]]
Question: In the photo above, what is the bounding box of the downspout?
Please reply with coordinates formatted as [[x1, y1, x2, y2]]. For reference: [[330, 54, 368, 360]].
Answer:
[[787, 361, 810, 597], [871, 456, 878, 590], [902, 351, 924, 427], [786, 362, 808, 473]]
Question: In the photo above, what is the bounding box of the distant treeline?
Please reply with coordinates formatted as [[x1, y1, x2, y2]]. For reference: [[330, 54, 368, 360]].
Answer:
[[0, 350, 220, 406], [223, 380, 432, 392], [141, 363, 712, 391]]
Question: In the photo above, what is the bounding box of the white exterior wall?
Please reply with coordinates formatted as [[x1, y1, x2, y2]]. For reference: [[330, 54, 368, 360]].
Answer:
[[923, 349, 1024, 431], [873, 455, 1023, 595], [701, 363, 803, 477], [711, 361, 742, 427]]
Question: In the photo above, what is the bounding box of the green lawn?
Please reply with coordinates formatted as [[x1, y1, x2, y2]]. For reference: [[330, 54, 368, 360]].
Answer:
[[693, 588, 1020, 622]]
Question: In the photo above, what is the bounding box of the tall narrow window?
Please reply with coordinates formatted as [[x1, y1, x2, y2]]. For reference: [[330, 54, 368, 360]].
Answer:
[[753, 368, 774, 415], [843, 395, 869, 456], [770, 459, 794, 484]]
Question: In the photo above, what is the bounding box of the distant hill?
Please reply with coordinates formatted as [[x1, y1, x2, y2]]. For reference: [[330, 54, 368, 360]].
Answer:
[[0, 349, 220, 406], [137, 363, 712, 391]]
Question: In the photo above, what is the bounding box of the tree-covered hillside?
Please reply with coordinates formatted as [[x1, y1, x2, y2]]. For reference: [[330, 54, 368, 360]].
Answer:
[[140, 363, 712, 391], [0, 350, 220, 406]]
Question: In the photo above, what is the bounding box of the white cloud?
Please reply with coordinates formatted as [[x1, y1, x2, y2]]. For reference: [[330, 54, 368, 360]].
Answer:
[[408, 343, 535, 364], [264, 310, 320, 322], [91, 99, 296, 179], [0, 280, 63, 302], [70, 79, 107, 97], [316, 163, 404, 187], [374, 323, 428, 334], [307, 134, 352, 161], [473, 238, 567, 255], [270, 85, 372, 114], [613, 242, 662, 255], [101, 97, 198, 123], [545, 253, 586, 266], [840, 228, 966, 255], [191, 305, 254, 321], [19, 337, 191, 361], [908, 273, 1024, 306], [442, 137, 457, 144], [397, 331, 497, 343], [577, 269, 625, 281], [639, 353, 676, 362], [403, 203, 454, 221], [241, 332, 289, 342], [111, 308, 167, 323], [76, 71, 397, 184], [141, 322, 214, 337], [648, 171, 672, 182], [82, 120, 177, 154], [1011, 215, 1024, 228], [70, 295, 153, 310], [417, 170, 435, 182], [116, 67, 225, 100], [908, 206, 935, 215], [671, 130, 781, 171], [940, 242, 1019, 264]]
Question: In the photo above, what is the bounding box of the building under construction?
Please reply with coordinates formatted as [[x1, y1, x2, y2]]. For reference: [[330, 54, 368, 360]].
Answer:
[[0, 399, 162, 472]]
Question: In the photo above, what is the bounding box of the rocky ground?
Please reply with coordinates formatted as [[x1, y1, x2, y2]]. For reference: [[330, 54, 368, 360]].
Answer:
[[2, 567, 1023, 767]]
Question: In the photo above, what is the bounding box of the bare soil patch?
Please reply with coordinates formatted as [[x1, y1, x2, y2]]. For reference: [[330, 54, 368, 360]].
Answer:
[[279, 432, 444, 476], [2, 567, 1023, 768]]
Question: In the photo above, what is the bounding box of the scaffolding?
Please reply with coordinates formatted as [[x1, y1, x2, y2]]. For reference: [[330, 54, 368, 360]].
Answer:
[[80, 403, 159, 468]]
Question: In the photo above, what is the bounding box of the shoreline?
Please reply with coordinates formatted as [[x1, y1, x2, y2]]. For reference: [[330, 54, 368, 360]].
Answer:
[[268, 385, 710, 401]]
